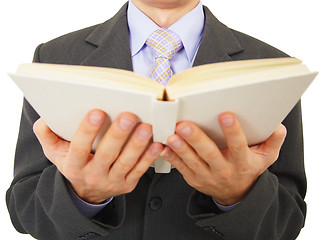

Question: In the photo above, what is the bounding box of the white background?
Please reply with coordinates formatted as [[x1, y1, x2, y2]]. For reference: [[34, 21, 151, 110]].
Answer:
[[0, 0, 322, 239]]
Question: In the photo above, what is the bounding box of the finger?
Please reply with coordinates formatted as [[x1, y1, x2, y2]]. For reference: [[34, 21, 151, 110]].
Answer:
[[175, 121, 224, 169], [33, 118, 64, 166], [33, 118, 60, 149], [94, 112, 137, 170], [166, 134, 209, 173], [67, 109, 106, 169], [109, 123, 153, 179], [255, 124, 287, 166], [218, 112, 249, 158], [126, 142, 163, 183], [160, 146, 195, 180]]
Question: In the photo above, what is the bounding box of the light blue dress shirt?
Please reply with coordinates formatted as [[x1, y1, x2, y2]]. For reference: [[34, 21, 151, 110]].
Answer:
[[128, 0, 204, 77], [69, 0, 237, 218]]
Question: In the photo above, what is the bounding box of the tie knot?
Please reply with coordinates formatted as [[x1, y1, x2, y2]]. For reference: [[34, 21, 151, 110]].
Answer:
[[146, 28, 183, 60]]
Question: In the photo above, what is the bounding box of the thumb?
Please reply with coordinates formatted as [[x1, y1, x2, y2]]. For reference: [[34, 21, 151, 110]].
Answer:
[[33, 118, 67, 168]]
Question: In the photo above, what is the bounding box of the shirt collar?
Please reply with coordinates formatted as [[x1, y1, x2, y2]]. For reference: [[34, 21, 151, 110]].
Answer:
[[127, 0, 205, 62]]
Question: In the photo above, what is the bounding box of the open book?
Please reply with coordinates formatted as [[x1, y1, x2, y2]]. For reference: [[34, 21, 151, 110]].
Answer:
[[9, 58, 317, 173]]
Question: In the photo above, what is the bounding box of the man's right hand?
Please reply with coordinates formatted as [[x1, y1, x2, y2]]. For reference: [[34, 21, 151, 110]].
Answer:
[[33, 110, 163, 204]]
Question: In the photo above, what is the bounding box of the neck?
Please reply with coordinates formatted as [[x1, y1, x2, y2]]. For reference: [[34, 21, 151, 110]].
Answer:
[[131, 0, 200, 28]]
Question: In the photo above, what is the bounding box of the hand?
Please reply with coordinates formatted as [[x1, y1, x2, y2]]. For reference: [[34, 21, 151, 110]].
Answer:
[[33, 110, 163, 204], [161, 112, 287, 206]]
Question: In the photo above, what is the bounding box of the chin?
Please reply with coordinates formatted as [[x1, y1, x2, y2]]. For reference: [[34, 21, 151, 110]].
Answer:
[[137, 0, 196, 9]]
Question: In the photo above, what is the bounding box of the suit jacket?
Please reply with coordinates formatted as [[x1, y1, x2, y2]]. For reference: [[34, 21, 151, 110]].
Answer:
[[6, 3, 306, 240]]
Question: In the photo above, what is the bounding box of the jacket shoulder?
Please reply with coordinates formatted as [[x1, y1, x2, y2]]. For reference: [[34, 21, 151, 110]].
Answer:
[[230, 29, 289, 59], [34, 24, 99, 64]]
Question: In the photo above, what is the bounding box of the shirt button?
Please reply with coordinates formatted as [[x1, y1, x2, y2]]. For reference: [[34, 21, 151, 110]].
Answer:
[[149, 197, 162, 210]]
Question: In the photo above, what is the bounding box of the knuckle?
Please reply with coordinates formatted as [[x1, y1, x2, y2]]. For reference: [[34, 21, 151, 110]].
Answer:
[[218, 169, 233, 181], [84, 174, 100, 189], [132, 167, 145, 178], [80, 125, 97, 136], [69, 144, 89, 158], [117, 161, 132, 172], [204, 150, 219, 162], [110, 128, 128, 140], [190, 179, 203, 189], [101, 182, 114, 195], [74, 121, 99, 138], [129, 138, 145, 149], [182, 174, 199, 188], [204, 178, 217, 188], [190, 161, 202, 171], [238, 162, 251, 173], [122, 185, 135, 194], [229, 142, 247, 153], [113, 181, 134, 195], [65, 169, 83, 183], [97, 151, 117, 162]]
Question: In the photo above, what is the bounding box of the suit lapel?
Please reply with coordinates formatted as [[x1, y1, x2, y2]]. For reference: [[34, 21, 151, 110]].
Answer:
[[193, 6, 243, 67], [81, 3, 133, 71], [81, 4, 243, 71]]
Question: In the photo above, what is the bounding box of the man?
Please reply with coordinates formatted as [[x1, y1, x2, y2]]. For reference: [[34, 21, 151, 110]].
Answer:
[[6, 0, 306, 239]]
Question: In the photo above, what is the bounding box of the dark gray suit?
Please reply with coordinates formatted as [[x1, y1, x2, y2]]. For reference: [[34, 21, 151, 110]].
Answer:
[[6, 3, 306, 240]]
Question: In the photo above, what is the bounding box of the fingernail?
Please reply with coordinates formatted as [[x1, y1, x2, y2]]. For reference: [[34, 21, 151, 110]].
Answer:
[[178, 126, 191, 137], [160, 148, 173, 158], [170, 138, 183, 150], [221, 115, 234, 127], [150, 146, 162, 156], [89, 112, 103, 125], [119, 117, 135, 130], [137, 128, 151, 140]]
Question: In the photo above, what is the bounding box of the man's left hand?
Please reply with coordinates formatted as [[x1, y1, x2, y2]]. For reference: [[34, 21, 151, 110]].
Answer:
[[161, 112, 287, 206]]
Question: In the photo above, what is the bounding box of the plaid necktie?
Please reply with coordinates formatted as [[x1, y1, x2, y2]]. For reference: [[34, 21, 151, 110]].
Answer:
[[146, 28, 183, 86]]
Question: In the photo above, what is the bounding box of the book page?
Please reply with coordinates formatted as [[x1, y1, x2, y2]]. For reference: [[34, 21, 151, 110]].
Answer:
[[167, 58, 309, 99], [17, 63, 165, 100], [166, 63, 310, 100], [168, 57, 301, 86]]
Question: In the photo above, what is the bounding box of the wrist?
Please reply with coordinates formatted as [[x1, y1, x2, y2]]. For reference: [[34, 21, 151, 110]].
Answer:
[[70, 182, 112, 205], [210, 190, 248, 206], [213, 199, 240, 212], [211, 196, 241, 206], [66, 181, 113, 218], [211, 178, 258, 206]]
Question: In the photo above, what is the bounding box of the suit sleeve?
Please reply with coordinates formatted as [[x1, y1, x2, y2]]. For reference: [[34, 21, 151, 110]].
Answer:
[[5, 44, 125, 240], [187, 101, 306, 240]]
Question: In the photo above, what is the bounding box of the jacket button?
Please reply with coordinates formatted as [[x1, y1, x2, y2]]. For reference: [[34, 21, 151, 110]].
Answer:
[[149, 197, 162, 210]]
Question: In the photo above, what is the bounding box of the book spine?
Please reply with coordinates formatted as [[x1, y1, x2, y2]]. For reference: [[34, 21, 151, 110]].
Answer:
[[151, 99, 179, 173]]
